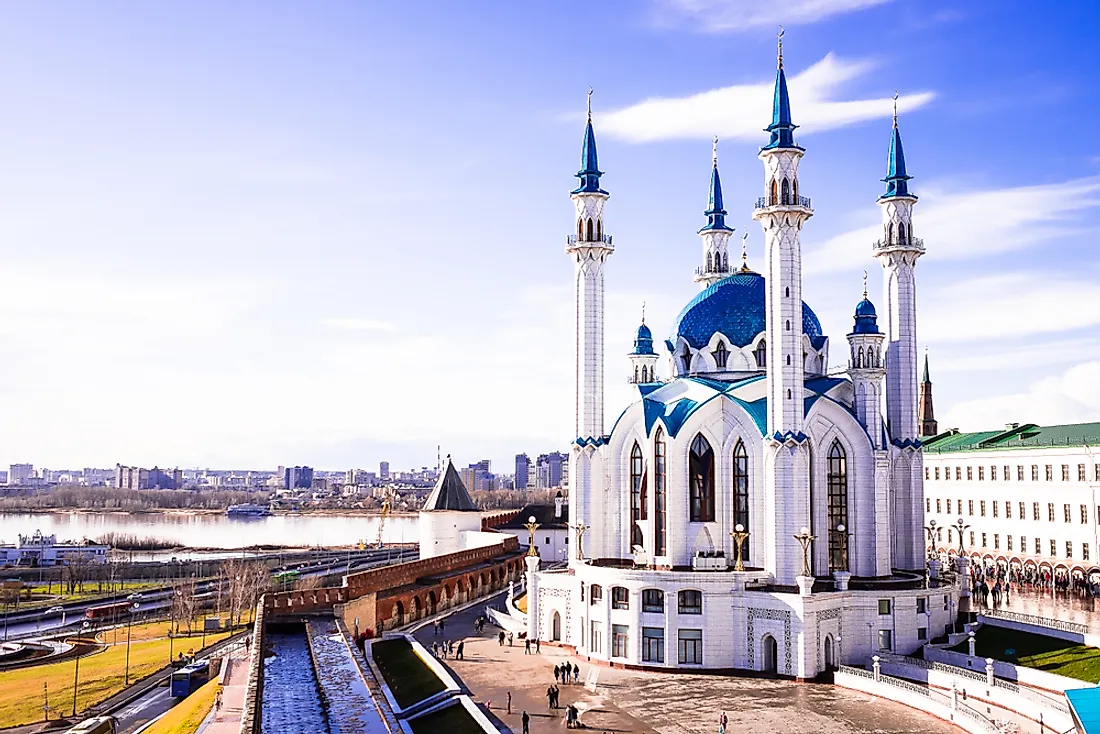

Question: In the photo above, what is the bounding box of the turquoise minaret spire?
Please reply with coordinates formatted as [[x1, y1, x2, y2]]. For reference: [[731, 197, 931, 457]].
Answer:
[[763, 28, 800, 151], [573, 88, 607, 195], [882, 93, 915, 199], [699, 136, 733, 233]]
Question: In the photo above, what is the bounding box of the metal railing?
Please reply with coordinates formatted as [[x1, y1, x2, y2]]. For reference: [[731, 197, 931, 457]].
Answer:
[[694, 265, 731, 276], [838, 664, 874, 679], [872, 236, 926, 252], [565, 234, 613, 246], [982, 608, 1090, 635], [754, 195, 812, 210]]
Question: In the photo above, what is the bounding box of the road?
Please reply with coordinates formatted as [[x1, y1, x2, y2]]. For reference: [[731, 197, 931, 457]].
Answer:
[[1, 547, 417, 641]]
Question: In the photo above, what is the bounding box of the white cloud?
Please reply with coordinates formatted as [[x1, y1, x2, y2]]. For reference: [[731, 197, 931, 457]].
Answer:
[[599, 53, 933, 143], [652, 0, 894, 32], [942, 361, 1100, 431], [321, 317, 396, 332], [804, 176, 1100, 275]]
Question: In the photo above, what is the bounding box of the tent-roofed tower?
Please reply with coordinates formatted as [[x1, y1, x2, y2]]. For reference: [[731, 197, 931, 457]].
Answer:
[[419, 456, 482, 559], [919, 351, 938, 437]]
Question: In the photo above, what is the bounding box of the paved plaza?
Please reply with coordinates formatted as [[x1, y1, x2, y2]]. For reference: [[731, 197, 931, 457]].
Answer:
[[414, 596, 959, 734]]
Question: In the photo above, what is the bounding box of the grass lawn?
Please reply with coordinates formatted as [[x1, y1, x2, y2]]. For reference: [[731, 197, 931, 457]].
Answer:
[[0, 622, 231, 729], [956, 626, 1100, 683], [372, 638, 446, 709], [13, 581, 166, 612], [144, 676, 219, 734], [409, 702, 484, 734]]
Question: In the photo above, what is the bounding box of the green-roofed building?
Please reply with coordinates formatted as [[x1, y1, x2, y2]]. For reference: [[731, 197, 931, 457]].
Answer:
[[922, 421, 1100, 579]]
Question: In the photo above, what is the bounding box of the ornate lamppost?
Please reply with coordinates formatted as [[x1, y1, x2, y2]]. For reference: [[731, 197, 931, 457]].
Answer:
[[524, 516, 540, 557], [923, 519, 938, 560], [953, 517, 970, 556], [729, 524, 750, 572], [793, 526, 815, 577], [830, 523, 849, 572]]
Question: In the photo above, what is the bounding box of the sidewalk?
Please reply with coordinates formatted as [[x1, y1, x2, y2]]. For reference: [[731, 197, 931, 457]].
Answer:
[[197, 648, 249, 734]]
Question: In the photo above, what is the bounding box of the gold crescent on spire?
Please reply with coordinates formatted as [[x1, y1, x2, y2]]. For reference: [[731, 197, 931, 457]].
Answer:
[[712, 135, 719, 166], [893, 90, 899, 127], [777, 26, 785, 69], [863, 270, 868, 299], [641, 301, 646, 324], [587, 87, 594, 121], [740, 232, 750, 272]]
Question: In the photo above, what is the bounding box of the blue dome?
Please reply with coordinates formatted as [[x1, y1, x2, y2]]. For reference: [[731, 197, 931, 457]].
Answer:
[[670, 272, 823, 349], [851, 297, 880, 334], [633, 322, 656, 355]]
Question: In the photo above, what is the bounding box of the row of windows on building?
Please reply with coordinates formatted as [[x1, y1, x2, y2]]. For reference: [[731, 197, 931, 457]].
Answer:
[[585, 586, 703, 614], [926, 523, 1091, 560], [927, 463, 1100, 483], [928, 497, 1100, 526], [584, 622, 703, 663], [628, 436, 850, 572]]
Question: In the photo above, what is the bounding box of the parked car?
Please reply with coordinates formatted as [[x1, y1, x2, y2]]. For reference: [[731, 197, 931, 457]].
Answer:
[[126, 592, 144, 601]]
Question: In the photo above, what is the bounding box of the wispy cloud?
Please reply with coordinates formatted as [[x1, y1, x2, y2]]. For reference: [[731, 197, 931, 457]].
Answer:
[[942, 361, 1100, 431], [599, 53, 933, 143], [804, 176, 1100, 275], [652, 0, 894, 32], [321, 317, 396, 332]]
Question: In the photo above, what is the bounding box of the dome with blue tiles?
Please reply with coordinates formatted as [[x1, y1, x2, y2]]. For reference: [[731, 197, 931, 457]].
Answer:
[[633, 322, 655, 355], [851, 297, 880, 334], [670, 272, 823, 350]]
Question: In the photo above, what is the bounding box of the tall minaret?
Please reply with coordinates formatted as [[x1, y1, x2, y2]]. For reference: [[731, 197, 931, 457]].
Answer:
[[918, 351, 938, 437], [567, 90, 613, 439], [753, 29, 813, 437], [694, 137, 735, 288], [874, 94, 924, 444], [753, 31, 815, 588], [874, 94, 926, 571]]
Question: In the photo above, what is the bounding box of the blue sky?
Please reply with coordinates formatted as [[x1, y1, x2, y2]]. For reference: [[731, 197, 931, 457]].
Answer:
[[0, 0, 1098, 474]]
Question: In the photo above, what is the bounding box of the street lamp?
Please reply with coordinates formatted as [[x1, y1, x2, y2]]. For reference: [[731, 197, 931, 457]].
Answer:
[[830, 523, 849, 572], [729, 524, 750, 572], [124, 603, 140, 685], [953, 517, 970, 556], [523, 516, 540, 557], [923, 519, 938, 560], [793, 526, 815, 577], [867, 620, 874, 655]]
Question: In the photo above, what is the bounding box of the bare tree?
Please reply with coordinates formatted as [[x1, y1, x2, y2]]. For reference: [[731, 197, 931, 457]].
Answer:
[[62, 553, 96, 595], [169, 577, 199, 635]]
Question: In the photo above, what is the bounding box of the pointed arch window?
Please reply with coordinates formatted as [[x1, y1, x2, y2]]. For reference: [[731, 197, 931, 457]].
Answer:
[[886, 222, 894, 244], [586, 219, 594, 242], [634, 365, 639, 382], [680, 344, 693, 373], [596, 218, 603, 240], [689, 434, 715, 522], [781, 178, 791, 205], [712, 341, 729, 370], [857, 346, 864, 368], [631, 441, 644, 522], [755, 340, 766, 368], [707, 252, 713, 271], [770, 179, 778, 206], [732, 440, 750, 563], [898, 222, 907, 245], [654, 429, 667, 555], [827, 440, 850, 572]]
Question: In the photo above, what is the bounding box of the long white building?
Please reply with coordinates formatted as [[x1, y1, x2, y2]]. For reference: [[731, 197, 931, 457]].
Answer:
[[526, 37, 962, 679], [922, 420, 1100, 581]]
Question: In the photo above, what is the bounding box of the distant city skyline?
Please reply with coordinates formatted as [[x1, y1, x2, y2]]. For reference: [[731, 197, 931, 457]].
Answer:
[[0, 3, 1097, 470]]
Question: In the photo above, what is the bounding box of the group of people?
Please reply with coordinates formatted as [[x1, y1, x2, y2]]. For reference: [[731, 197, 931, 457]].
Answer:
[[430, 637, 463, 659], [967, 561, 1100, 609], [554, 661, 580, 684]]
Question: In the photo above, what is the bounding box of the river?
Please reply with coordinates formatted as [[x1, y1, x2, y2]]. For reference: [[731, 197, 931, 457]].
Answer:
[[0, 511, 421, 550]]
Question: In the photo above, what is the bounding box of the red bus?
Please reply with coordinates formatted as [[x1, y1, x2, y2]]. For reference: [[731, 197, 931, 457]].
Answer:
[[84, 601, 134, 621]]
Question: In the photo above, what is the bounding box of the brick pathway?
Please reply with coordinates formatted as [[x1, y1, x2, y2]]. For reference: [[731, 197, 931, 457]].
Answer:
[[414, 594, 959, 734], [198, 649, 249, 734]]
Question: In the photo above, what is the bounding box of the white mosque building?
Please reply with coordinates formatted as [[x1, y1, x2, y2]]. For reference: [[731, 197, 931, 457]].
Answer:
[[526, 39, 965, 679]]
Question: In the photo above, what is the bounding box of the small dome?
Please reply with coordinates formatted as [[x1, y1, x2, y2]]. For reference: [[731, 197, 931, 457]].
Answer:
[[633, 322, 656, 355], [851, 298, 880, 334], [670, 272, 823, 349]]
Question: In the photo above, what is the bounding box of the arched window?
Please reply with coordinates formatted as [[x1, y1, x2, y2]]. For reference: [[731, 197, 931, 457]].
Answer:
[[680, 344, 693, 373], [712, 341, 729, 370], [857, 346, 864, 368], [886, 222, 894, 244], [770, 179, 778, 205], [597, 218, 602, 240], [634, 365, 639, 382], [785, 320, 790, 331], [793, 179, 799, 203], [631, 522, 644, 550], [578, 219, 584, 238], [707, 252, 713, 271], [732, 440, 750, 563], [827, 440, 849, 572], [786, 355, 791, 366], [781, 178, 791, 205], [586, 219, 594, 241], [785, 287, 790, 298], [898, 222, 907, 245], [630, 443, 645, 530], [689, 434, 715, 522], [755, 340, 766, 368], [654, 428, 667, 555]]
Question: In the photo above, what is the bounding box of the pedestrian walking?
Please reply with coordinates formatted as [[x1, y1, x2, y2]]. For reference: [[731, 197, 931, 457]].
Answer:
[[719, 711, 728, 733], [547, 685, 555, 710], [456, 641, 464, 660], [535, 638, 541, 653], [573, 662, 580, 683], [522, 710, 530, 734], [525, 638, 531, 654], [499, 631, 505, 646], [507, 691, 512, 714], [433, 620, 440, 636], [553, 684, 560, 708], [215, 690, 223, 712], [508, 632, 514, 647], [448, 639, 455, 655], [440, 621, 445, 635], [554, 664, 560, 683]]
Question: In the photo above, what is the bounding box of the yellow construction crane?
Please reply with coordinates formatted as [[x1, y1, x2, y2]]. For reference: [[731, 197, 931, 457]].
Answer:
[[376, 489, 395, 549]]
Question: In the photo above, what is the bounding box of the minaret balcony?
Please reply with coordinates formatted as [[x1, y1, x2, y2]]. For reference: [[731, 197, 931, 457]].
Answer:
[[872, 237, 925, 254], [693, 265, 730, 278], [566, 233, 613, 246], [753, 195, 813, 212]]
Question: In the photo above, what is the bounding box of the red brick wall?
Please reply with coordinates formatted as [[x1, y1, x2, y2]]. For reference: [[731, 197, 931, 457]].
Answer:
[[482, 509, 522, 530]]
